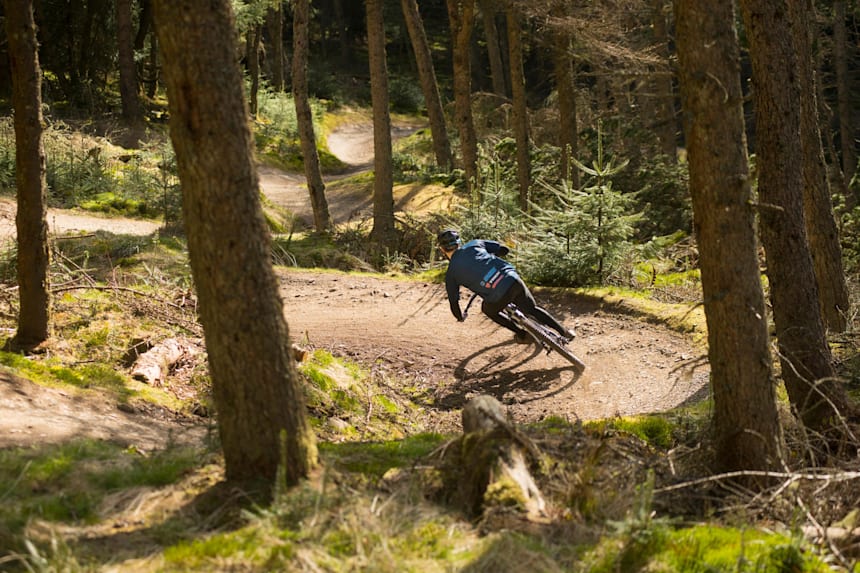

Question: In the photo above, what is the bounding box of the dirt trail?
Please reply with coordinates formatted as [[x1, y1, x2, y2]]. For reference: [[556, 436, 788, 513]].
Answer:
[[278, 270, 708, 432], [0, 123, 710, 447]]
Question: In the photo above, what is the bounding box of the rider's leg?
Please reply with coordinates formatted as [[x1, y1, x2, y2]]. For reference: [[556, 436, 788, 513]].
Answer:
[[481, 299, 521, 334], [481, 285, 529, 341], [510, 279, 574, 338]]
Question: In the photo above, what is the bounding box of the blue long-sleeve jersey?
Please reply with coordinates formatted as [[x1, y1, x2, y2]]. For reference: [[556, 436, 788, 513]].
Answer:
[[444, 239, 519, 320]]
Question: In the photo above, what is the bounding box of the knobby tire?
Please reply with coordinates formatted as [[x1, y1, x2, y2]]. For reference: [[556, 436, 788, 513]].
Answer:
[[506, 308, 586, 373]]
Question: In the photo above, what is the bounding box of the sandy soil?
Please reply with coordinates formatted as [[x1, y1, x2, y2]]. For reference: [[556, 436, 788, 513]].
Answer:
[[0, 123, 710, 448]]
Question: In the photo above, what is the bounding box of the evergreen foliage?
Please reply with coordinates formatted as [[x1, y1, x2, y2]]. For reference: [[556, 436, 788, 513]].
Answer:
[[454, 140, 524, 243], [520, 124, 640, 286]]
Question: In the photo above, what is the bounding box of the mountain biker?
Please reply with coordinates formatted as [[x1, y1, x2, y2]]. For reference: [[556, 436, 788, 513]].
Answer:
[[437, 229, 575, 344]]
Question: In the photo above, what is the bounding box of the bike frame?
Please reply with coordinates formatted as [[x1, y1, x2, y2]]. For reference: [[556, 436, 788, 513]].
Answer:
[[462, 293, 585, 372]]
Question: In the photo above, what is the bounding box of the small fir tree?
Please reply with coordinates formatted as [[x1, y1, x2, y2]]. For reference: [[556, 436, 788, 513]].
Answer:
[[521, 123, 640, 286]]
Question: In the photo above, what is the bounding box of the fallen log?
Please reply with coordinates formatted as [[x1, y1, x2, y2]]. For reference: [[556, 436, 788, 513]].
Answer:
[[130, 337, 308, 387], [130, 338, 192, 386]]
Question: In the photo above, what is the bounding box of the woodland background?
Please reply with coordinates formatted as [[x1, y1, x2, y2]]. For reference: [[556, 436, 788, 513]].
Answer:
[[1, 0, 860, 571]]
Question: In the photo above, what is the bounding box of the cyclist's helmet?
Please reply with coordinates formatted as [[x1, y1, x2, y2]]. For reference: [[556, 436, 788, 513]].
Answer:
[[437, 229, 461, 251]]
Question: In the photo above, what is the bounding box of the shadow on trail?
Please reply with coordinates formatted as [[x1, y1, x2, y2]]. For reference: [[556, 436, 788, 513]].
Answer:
[[433, 340, 583, 411], [396, 283, 448, 327]]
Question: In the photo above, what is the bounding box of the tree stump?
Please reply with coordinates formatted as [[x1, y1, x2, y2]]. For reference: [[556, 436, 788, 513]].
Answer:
[[445, 395, 547, 523]]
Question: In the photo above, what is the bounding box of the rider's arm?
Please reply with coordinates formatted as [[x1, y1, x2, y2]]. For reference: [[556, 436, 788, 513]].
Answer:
[[445, 276, 464, 321], [483, 240, 510, 258]]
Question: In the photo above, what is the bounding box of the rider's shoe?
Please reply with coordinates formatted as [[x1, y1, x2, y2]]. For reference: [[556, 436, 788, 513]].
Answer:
[[562, 327, 576, 343], [514, 331, 532, 344]]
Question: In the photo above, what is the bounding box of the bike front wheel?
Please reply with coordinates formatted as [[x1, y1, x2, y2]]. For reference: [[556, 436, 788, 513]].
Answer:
[[518, 316, 586, 373]]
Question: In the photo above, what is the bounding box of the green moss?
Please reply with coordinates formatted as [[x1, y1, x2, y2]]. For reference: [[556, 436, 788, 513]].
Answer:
[[581, 524, 830, 573], [528, 415, 577, 434], [320, 433, 446, 479], [303, 364, 336, 393], [163, 528, 265, 569], [586, 415, 675, 449], [484, 475, 528, 509], [374, 394, 399, 414], [659, 526, 830, 573]]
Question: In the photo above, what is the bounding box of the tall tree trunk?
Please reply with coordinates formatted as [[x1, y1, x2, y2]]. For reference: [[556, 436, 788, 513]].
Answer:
[[478, 0, 507, 97], [134, 0, 157, 98], [153, 0, 317, 488], [790, 0, 850, 333], [447, 0, 479, 197], [400, 0, 454, 170], [366, 0, 397, 247], [247, 25, 262, 117], [5, 0, 51, 351], [266, 3, 286, 91], [293, 0, 333, 233], [674, 0, 783, 480], [134, 0, 153, 51], [834, 1, 856, 185], [552, 20, 578, 187], [146, 29, 158, 98], [740, 0, 852, 437], [333, 0, 351, 67], [116, 0, 143, 145], [651, 0, 677, 161], [506, 7, 529, 211]]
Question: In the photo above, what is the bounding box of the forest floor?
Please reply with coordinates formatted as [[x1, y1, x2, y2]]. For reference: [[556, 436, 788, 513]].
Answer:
[[0, 121, 710, 449]]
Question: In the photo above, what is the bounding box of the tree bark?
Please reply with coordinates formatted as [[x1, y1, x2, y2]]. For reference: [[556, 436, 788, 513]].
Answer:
[[266, 3, 286, 91], [400, 0, 454, 170], [478, 0, 507, 97], [153, 0, 317, 487], [790, 0, 850, 333], [506, 7, 529, 211], [247, 25, 262, 117], [366, 0, 397, 247], [447, 0, 479, 197], [740, 0, 852, 435], [5, 0, 51, 350], [834, 1, 856, 185], [551, 15, 578, 188], [651, 0, 677, 161], [116, 0, 143, 145], [293, 0, 333, 233], [675, 0, 783, 479]]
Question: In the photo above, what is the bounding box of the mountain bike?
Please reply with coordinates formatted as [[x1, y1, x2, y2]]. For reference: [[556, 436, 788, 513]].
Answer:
[[464, 293, 586, 373]]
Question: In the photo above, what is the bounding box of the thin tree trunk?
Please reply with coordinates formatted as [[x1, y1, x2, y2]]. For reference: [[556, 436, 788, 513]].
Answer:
[[400, 0, 453, 170], [448, 0, 479, 197], [675, 0, 783, 480], [790, 0, 850, 333], [366, 0, 397, 247], [153, 0, 317, 487], [506, 7, 529, 211], [134, 0, 152, 51], [134, 0, 157, 98], [334, 0, 351, 67], [552, 20, 578, 187], [740, 0, 852, 436], [146, 29, 158, 98], [834, 1, 856, 184], [651, 0, 677, 161], [116, 0, 143, 145], [478, 0, 507, 97], [293, 0, 333, 232], [5, 0, 51, 350], [267, 3, 285, 91], [247, 25, 262, 117]]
